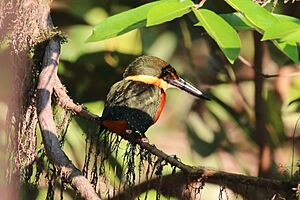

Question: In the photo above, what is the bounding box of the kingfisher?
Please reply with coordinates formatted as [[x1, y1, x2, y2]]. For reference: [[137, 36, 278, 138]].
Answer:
[[100, 56, 209, 141]]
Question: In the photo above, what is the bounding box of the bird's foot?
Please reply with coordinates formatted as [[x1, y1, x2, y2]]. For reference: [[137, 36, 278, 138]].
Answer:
[[137, 136, 149, 143], [135, 131, 149, 143]]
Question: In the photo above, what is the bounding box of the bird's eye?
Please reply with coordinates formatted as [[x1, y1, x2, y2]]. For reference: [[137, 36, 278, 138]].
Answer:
[[161, 70, 168, 77]]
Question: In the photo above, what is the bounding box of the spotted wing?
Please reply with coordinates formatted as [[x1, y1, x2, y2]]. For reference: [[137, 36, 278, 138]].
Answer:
[[102, 80, 162, 134]]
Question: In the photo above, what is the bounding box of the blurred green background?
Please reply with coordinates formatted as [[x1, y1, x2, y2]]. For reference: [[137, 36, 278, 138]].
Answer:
[[1, 0, 300, 199]]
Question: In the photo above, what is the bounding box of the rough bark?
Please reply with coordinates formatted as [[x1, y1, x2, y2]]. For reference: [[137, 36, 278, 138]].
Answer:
[[37, 38, 100, 200]]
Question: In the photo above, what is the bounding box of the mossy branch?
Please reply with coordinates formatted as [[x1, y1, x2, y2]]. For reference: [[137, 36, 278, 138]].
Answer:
[[53, 76, 299, 199], [36, 10, 100, 200]]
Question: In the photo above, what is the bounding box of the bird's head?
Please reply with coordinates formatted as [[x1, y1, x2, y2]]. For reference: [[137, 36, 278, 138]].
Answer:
[[124, 56, 210, 100]]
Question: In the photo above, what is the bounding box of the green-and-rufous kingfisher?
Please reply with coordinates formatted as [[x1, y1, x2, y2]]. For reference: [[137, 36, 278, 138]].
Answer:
[[100, 55, 210, 141]]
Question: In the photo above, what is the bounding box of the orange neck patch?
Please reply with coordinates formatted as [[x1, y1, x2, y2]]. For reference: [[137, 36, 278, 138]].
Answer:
[[125, 75, 169, 91], [153, 90, 166, 124]]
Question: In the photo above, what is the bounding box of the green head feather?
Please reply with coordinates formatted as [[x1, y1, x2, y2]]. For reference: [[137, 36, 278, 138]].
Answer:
[[123, 56, 169, 78]]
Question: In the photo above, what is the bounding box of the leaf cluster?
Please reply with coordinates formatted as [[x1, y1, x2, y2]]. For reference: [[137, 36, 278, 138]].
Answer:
[[86, 0, 300, 63]]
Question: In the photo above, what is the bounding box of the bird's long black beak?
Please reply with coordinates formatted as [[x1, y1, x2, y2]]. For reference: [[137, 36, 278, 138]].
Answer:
[[168, 78, 210, 100]]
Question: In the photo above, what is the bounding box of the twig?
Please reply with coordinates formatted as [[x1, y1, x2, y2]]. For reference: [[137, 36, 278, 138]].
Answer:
[[53, 75, 99, 123], [195, 0, 207, 9], [238, 55, 300, 79], [36, 27, 100, 200]]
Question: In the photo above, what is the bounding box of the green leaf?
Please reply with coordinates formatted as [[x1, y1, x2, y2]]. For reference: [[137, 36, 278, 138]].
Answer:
[[214, 13, 300, 31], [146, 0, 194, 26], [274, 14, 300, 25], [224, 0, 278, 31], [193, 8, 241, 64], [266, 90, 286, 145], [86, 1, 162, 42], [273, 40, 299, 63], [209, 95, 253, 138], [219, 12, 254, 30], [288, 98, 300, 106], [186, 121, 223, 157], [223, 0, 299, 63], [262, 21, 300, 41], [281, 29, 300, 43]]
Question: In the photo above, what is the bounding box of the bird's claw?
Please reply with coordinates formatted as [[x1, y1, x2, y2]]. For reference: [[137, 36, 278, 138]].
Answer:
[[138, 136, 149, 143]]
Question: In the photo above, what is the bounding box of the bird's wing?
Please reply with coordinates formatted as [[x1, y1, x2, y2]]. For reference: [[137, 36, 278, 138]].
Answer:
[[105, 80, 161, 118], [102, 80, 162, 133]]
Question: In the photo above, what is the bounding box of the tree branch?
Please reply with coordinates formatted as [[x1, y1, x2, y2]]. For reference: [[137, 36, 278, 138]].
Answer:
[[253, 32, 270, 177], [53, 78, 299, 198], [53, 75, 99, 123], [37, 37, 100, 200], [110, 172, 202, 200]]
